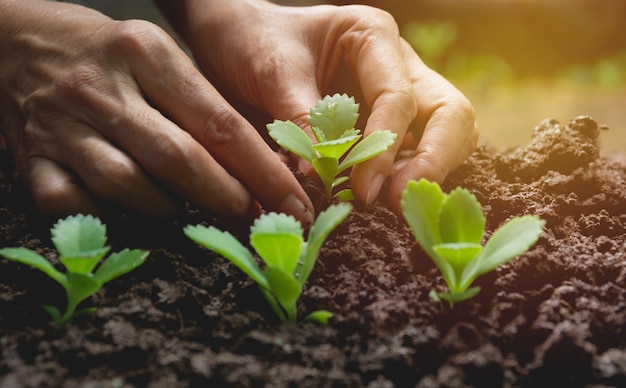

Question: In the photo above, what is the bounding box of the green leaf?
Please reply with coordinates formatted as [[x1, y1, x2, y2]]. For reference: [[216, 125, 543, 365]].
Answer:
[[401, 179, 445, 259], [51, 214, 107, 259], [264, 266, 301, 322], [431, 286, 481, 306], [338, 130, 397, 173], [250, 212, 304, 274], [267, 120, 317, 162], [312, 157, 339, 197], [0, 247, 67, 287], [433, 242, 482, 290], [312, 126, 327, 143], [64, 272, 102, 312], [462, 215, 545, 287], [42, 304, 62, 323], [313, 134, 360, 159], [438, 188, 485, 245], [305, 310, 333, 324], [298, 203, 352, 284], [309, 94, 359, 140], [334, 189, 355, 202], [93, 248, 149, 285], [184, 225, 269, 290], [59, 247, 110, 275]]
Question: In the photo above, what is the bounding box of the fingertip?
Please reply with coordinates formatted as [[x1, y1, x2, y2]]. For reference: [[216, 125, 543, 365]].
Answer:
[[27, 158, 101, 217]]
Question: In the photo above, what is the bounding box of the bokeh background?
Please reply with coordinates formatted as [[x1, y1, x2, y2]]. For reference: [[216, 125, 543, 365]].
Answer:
[[69, 0, 626, 155]]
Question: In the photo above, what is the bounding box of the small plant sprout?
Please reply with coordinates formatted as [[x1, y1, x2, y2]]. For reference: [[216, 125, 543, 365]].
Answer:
[[401, 179, 545, 306], [184, 203, 352, 323], [0, 214, 149, 324], [267, 94, 397, 200]]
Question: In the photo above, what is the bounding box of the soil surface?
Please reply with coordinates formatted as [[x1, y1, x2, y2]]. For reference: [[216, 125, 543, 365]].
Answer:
[[1, 116, 625, 387]]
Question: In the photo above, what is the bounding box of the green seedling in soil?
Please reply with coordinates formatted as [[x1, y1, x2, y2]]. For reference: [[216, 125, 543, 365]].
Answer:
[[401, 179, 545, 306], [184, 203, 352, 323], [267, 93, 397, 200], [0, 214, 149, 324]]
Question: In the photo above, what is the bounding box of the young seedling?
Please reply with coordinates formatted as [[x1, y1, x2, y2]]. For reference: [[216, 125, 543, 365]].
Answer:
[[184, 203, 352, 323], [267, 93, 397, 200], [401, 179, 545, 306], [0, 214, 149, 324]]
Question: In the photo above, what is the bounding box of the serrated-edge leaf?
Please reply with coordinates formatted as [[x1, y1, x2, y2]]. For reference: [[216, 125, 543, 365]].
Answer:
[[93, 248, 149, 284], [251, 233, 303, 274], [312, 126, 327, 143], [267, 120, 317, 162], [51, 214, 107, 258], [0, 247, 67, 287], [338, 130, 397, 173], [309, 94, 359, 140], [184, 225, 269, 290], [462, 215, 545, 287], [298, 203, 352, 283], [250, 212, 304, 273], [438, 188, 485, 244]]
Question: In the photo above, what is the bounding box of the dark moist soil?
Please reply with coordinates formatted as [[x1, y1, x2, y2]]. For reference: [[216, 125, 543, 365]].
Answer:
[[1, 116, 625, 387]]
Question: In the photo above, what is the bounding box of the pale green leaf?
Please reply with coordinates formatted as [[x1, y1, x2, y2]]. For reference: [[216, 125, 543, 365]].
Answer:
[[433, 242, 482, 289], [51, 214, 107, 259], [298, 203, 352, 284], [313, 134, 360, 159], [309, 94, 359, 140], [267, 120, 317, 162], [60, 247, 110, 275], [93, 248, 149, 285], [250, 212, 303, 274], [184, 225, 268, 290], [264, 266, 301, 321], [305, 310, 333, 324], [0, 247, 66, 287], [338, 130, 397, 173], [334, 189, 355, 201], [312, 156, 339, 197], [438, 188, 485, 244], [462, 215, 545, 287]]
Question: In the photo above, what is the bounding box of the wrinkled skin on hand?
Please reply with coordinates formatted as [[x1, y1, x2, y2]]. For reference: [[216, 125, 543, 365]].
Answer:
[[163, 0, 479, 210], [0, 0, 314, 224]]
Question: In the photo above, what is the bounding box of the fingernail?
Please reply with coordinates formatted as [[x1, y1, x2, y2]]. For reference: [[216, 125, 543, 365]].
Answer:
[[366, 173, 385, 206], [280, 194, 314, 227]]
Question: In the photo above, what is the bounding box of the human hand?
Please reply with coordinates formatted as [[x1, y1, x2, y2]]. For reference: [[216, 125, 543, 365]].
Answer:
[[167, 0, 478, 211], [0, 1, 314, 223]]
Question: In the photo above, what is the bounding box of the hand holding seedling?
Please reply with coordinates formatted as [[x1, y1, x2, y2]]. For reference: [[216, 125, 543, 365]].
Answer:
[[268, 94, 397, 200], [401, 179, 545, 306], [185, 203, 352, 323], [0, 1, 313, 224], [157, 0, 478, 209], [0, 214, 148, 323]]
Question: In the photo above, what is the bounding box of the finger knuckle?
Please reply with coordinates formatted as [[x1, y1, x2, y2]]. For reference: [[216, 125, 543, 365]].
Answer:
[[32, 182, 77, 216], [89, 157, 140, 201], [199, 108, 246, 149], [104, 19, 171, 59]]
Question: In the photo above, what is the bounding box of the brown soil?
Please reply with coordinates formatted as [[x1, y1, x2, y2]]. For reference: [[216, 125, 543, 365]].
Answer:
[[1, 116, 625, 387]]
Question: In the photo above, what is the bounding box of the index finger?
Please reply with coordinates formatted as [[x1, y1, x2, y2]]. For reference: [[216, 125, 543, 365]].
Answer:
[[126, 29, 315, 225], [336, 7, 417, 205]]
